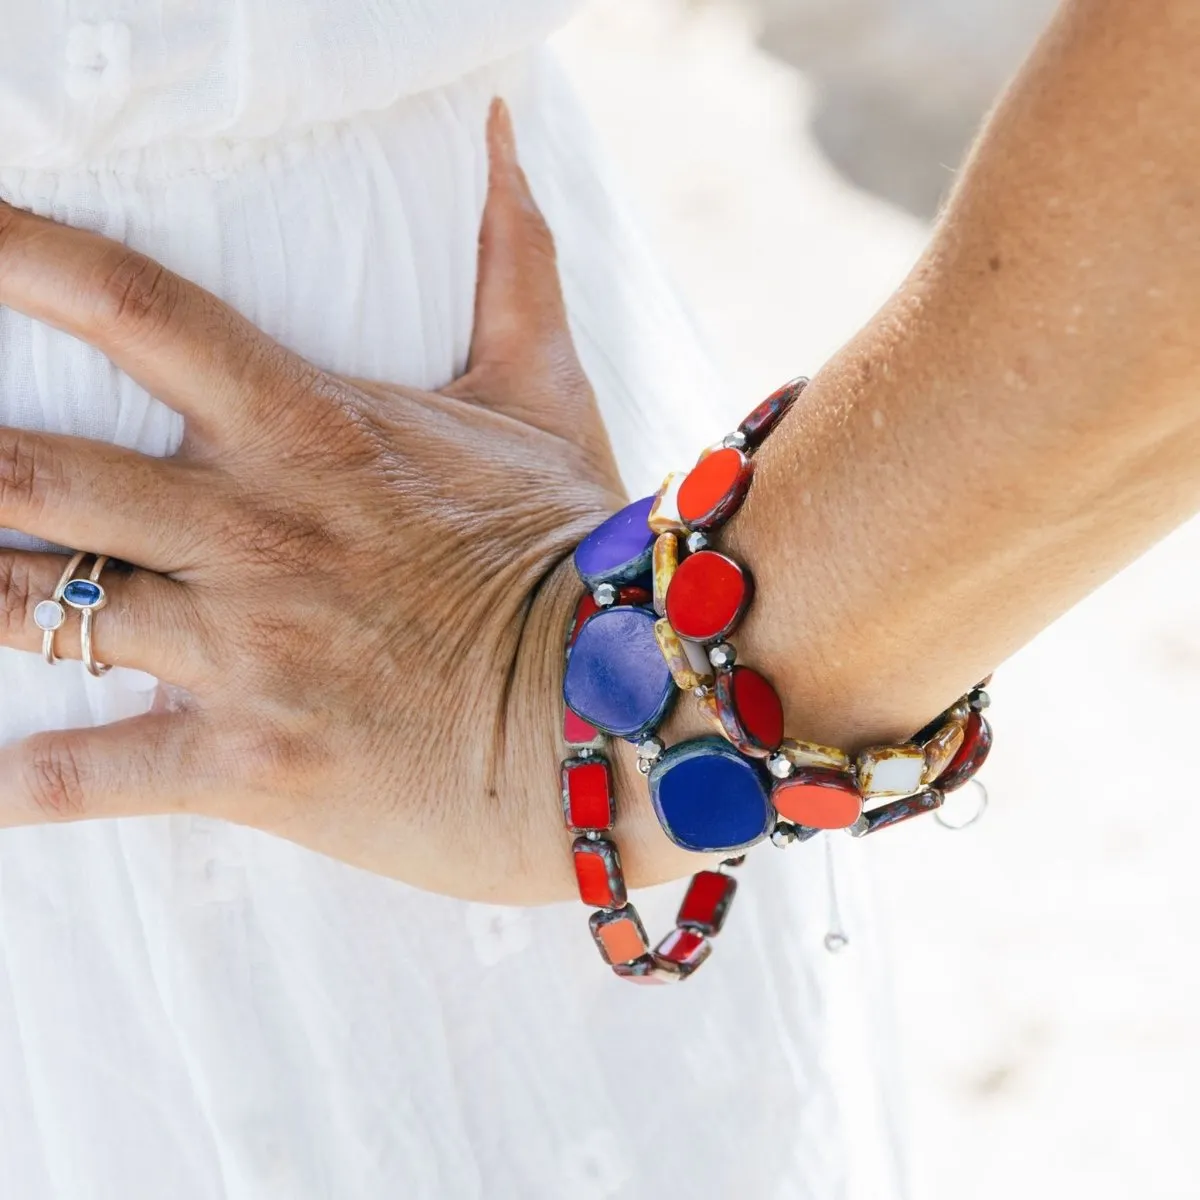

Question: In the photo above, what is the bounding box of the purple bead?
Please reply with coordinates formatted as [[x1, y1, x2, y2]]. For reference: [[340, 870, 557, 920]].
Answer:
[[573, 496, 657, 588], [563, 606, 675, 740]]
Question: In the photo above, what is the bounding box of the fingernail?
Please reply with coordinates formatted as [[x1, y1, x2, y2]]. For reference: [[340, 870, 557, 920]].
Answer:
[[490, 97, 517, 160]]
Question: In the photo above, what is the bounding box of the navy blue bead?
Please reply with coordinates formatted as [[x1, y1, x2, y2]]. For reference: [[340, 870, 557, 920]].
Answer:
[[573, 496, 656, 589], [562, 605, 675, 739], [649, 737, 773, 854], [62, 580, 104, 609]]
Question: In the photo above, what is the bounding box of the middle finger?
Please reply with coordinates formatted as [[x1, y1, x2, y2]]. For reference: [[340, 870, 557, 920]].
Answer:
[[0, 426, 214, 570]]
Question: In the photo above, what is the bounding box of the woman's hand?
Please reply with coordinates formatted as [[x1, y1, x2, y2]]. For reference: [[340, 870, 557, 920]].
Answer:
[[0, 101, 685, 903]]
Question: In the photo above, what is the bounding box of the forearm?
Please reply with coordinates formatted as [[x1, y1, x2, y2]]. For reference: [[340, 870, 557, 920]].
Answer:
[[729, 0, 1200, 746], [597, 0, 1200, 886]]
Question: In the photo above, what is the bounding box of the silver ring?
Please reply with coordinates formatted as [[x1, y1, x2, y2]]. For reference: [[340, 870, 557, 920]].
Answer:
[[69, 555, 111, 677], [934, 778, 989, 830], [34, 551, 88, 665]]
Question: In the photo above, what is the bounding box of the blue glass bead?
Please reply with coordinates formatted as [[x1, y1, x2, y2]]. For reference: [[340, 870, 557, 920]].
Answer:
[[62, 579, 104, 609], [573, 496, 657, 588], [563, 605, 675, 740], [648, 737, 774, 854]]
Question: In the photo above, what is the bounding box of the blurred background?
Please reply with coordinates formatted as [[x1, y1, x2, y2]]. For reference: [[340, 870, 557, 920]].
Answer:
[[555, 3, 1200, 1198]]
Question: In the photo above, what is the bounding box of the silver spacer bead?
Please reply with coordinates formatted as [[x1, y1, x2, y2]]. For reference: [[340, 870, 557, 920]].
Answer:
[[636, 736, 664, 763], [585, 830, 602, 841], [593, 583, 618, 607], [847, 815, 870, 839], [770, 822, 798, 848], [766, 752, 794, 780], [693, 684, 714, 699], [969, 688, 991, 711], [577, 747, 596, 759], [721, 430, 748, 451], [685, 531, 709, 554], [708, 642, 736, 669]]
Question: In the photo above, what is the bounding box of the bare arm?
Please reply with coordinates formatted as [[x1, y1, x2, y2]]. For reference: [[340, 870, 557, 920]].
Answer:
[[582, 0, 1200, 885]]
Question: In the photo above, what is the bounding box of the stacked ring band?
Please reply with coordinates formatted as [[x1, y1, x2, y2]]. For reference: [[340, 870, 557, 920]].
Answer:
[[33, 551, 112, 674], [559, 378, 995, 983], [35, 551, 88, 665]]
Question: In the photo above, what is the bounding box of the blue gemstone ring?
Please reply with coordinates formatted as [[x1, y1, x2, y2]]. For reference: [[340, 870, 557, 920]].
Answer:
[[34, 551, 112, 674]]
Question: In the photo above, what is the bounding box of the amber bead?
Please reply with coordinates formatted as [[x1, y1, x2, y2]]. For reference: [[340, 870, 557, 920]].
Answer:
[[939, 711, 993, 792], [652, 532, 679, 617], [653, 618, 712, 691]]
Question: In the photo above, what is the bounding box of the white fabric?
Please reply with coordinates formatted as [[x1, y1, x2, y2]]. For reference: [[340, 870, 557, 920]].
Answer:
[[0, 5, 905, 1198]]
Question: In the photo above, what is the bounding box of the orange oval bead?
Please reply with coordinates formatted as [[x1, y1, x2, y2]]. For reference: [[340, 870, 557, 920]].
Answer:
[[676, 447, 754, 531], [773, 768, 863, 830]]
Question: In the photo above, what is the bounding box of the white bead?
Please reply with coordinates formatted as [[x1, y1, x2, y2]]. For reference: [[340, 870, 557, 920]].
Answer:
[[34, 600, 65, 632], [856, 745, 926, 798]]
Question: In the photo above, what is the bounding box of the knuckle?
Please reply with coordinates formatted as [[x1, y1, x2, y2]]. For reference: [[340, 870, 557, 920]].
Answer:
[[23, 734, 90, 821], [0, 431, 60, 518], [0, 554, 35, 640], [92, 249, 183, 341]]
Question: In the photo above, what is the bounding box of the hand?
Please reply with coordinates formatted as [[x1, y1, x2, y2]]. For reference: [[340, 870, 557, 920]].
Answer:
[[0, 100, 686, 902]]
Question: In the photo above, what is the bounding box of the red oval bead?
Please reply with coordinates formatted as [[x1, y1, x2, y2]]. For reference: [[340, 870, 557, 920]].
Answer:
[[715, 665, 784, 756], [772, 768, 863, 830], [939, 711, 993, 792], [617, 585, 652, 607], [738, 377, 807, 448], [664, 551, 752, 642], [676, 447, 754, 531]]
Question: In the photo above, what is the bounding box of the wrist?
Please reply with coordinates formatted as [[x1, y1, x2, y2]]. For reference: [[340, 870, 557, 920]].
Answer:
[[507, 553, 712, 904]]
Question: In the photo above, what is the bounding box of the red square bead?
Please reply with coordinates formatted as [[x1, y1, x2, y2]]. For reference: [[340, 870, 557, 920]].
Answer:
[[561, 757, 615, 833], [589, 906, 649, 965], [613, 955, 679, 985], [572, 837, 627, 909], [654, 927, 712, 976], [676, 871, 737, 935], [563, 707, 604, 750], [567, 593, 602, 647]]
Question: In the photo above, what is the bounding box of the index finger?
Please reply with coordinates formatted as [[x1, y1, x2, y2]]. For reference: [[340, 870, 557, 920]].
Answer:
[[0, 202, 305, 446]]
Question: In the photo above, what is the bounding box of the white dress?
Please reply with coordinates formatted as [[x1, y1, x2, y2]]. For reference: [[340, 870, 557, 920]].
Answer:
[[0, 5, 905, 1198]]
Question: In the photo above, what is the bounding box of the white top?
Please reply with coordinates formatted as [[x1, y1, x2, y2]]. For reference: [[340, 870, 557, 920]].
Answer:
[[0, 5, 904, 1197]]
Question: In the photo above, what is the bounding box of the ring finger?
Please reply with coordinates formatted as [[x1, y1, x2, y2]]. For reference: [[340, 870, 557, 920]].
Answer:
[[0, 551, 208, 685]]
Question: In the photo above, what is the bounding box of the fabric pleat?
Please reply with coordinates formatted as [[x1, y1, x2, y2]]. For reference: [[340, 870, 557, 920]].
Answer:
[[0, 6, 903, 1198]]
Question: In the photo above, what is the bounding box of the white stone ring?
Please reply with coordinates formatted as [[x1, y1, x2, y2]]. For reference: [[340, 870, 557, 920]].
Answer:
[[34, 551, 112, 673]]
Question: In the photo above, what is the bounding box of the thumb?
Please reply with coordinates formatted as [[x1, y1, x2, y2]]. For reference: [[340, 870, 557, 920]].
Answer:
[[452, 99, 612, 459]]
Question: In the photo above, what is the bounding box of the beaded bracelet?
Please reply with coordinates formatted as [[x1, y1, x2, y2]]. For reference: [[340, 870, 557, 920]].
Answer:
[[559, 379, 993, 983]]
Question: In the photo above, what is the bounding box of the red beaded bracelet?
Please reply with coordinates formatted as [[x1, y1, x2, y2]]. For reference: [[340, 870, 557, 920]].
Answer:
[[560, 379, 994, 983]]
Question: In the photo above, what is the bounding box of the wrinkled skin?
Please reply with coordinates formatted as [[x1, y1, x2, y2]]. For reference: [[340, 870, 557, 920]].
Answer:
[[0, 102, 687, 902]]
